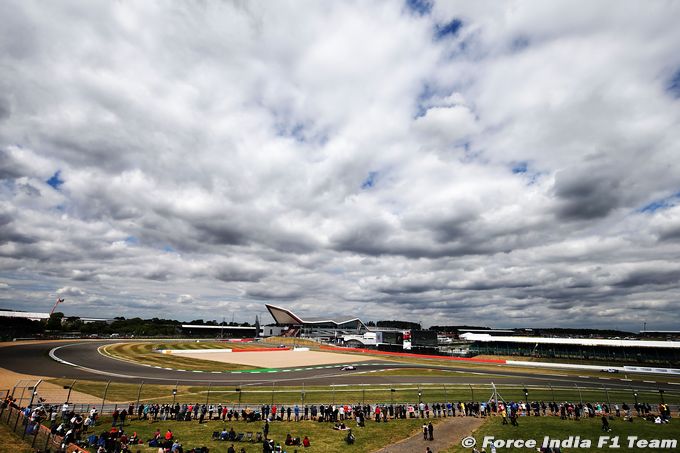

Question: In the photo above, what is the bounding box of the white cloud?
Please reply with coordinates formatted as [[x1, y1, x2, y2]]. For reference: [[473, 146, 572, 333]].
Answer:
[[0, 1, 679, 330], [56, 286, 85, 297]]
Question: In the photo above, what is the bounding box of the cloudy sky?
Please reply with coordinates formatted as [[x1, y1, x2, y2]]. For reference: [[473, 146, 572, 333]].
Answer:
[[1, 0, 679, 330]]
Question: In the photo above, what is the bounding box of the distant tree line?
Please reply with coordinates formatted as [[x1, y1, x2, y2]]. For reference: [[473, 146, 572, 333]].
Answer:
[[0, 312, 253, 340], [375, 320, 421, 330]]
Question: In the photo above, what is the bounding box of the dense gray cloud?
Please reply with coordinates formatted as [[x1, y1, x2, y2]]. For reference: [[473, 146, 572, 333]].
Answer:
[[1, 0, 679, 330]]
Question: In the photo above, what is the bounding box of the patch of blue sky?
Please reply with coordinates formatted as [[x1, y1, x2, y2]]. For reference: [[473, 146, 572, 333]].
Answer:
[[667, 68, 680, 98], [163, 245, 177, 253], [275, 121, 305, 141], [510, 161, 542, 185], [511, 36, 530, 52], [361, 171, 379, 190], [124, 236, 139, 245], [405, 0, 432, 16], [274, 119, 329, 146], [435, 19, 463, 40], [46, 170, 63, 189], [512, 162, 528, 174], [414, 83, 438, 118], [639, 191, 680, 213]]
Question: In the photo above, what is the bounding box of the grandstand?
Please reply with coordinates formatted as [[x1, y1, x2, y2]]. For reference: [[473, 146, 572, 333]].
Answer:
[[461, 333, 680, 365], [264, 304, 368, 339]]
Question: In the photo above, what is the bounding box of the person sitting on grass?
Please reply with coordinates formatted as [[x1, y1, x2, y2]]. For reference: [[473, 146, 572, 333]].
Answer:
[[285, 433, 301, 446], [601, 415, 611, 432], [303, 436, 311, 447], [220, 427, 228, 440], [346, 429, 355, 445]]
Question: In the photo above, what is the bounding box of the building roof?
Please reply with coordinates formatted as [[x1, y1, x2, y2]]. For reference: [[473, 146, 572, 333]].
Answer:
[[0, 311, 50, 320], [181, 324, 256, 330], [265, 304, 365, 327], [460, 333, 680, 349]]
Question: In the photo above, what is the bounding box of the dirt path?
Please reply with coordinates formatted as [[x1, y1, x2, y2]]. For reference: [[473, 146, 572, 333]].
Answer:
[[373, 417, 485, 453]]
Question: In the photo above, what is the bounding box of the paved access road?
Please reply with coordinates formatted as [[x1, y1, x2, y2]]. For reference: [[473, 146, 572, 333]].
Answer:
[[0, 340, 676, 392]]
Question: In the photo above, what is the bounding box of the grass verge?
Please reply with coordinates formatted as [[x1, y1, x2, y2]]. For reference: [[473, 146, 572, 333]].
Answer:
[[46, 379, 678, 406]]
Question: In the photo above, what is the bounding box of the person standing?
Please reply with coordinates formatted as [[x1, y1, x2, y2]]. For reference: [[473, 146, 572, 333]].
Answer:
[[427, 421, 433, 441]]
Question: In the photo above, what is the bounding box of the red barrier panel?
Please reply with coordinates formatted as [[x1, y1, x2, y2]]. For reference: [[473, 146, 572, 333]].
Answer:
[[318, 345, 506, 364], [231, 347, 290, 352]]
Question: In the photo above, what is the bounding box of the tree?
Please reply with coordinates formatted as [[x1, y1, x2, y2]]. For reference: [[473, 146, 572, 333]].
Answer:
[[46, 312, 64, 331]]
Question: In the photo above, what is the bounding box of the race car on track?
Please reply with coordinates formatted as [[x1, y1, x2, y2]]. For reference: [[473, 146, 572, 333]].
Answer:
[[340, 365, 357, 371]]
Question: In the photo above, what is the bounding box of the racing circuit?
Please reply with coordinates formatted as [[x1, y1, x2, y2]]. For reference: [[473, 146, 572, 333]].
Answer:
[[1, 340, 678, 393]]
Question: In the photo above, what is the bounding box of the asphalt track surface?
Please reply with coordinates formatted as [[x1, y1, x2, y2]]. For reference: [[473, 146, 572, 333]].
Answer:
[[1, 341, 677, 392]]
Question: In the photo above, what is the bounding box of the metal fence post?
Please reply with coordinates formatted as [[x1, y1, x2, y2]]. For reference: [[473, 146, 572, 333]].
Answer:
[[13, 407, 21, 432], [135, 381, 144, 413], [206, 382, 212, 405], [604, 386, 611, 409], [66, 379, 77, 404], [101, 381, 111, 416], [574, 384, 582, 405]]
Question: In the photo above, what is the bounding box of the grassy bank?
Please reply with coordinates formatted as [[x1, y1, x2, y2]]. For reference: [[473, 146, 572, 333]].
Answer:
[[76, 415, 434, 453], [0, 422, 33, 453]]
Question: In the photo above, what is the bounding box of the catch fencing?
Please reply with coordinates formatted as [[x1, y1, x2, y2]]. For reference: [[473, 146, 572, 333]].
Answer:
[[0, 400, 82, 452], [7, 380, 679, 415]]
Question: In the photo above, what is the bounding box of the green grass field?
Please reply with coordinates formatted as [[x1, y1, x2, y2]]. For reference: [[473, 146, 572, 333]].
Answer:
[[76, 415, 435, 453], [444, 415, 680, 452], [101, 342, 264, 372]]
